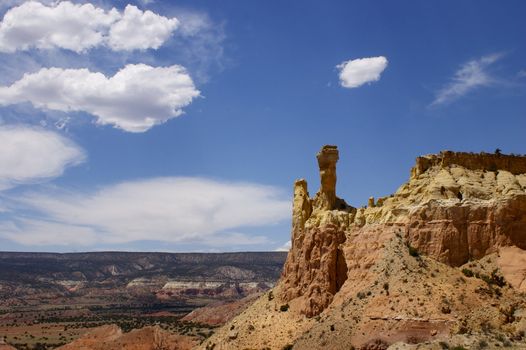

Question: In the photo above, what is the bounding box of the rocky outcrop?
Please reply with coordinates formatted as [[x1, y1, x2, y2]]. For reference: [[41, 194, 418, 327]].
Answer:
[[405, 195, 526, 266], [314, 145, 339, 210], [412, 150, 526, 177], [281, 145, 352, 317], [280, 146, 526, 317], [201, 147, 526, 350], [363, 152, 526, 266]]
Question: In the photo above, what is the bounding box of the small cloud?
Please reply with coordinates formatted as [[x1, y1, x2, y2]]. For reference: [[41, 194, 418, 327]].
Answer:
[[336, 56, 388, 88], [0, 125, 85, 190], [0, 2, 178, 52], [0, 64, 200, 132], [518, 69, 526, 78], [275, 240, 291, 252], [431, 53, 503, 106]]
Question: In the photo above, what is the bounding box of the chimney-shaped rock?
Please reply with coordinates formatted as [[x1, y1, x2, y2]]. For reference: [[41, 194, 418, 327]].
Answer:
[[292, 179, 312, 231], [316, 145, 339, 210]]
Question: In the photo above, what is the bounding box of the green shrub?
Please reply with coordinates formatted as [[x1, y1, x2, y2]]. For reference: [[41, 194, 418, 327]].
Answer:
[[490, 270, 506, 287], [461, 268, 474, 277], [408, 245, 419, 257], [439, 341, 449, 349]]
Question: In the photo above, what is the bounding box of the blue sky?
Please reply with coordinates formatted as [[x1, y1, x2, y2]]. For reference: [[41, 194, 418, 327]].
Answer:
[[0, 0, 524, 252]]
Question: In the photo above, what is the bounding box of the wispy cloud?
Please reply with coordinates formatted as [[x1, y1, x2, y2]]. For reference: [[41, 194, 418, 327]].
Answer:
[[431, 53, 503, 106], [336, 56, 388, 89], [0, 177, 290, 247], [168, 8, 226, 83]]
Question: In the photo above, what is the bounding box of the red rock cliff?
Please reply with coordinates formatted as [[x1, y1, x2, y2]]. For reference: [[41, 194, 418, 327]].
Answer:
[[279, 146, 526, 317]]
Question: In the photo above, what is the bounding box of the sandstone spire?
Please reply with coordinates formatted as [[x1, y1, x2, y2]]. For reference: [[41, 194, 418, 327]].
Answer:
[[292, 179, 312, 232], [281, 145, 350, 317], [315, 145, 339, 210]]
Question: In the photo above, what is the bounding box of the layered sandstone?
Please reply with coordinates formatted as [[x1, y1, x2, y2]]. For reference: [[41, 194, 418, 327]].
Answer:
[[281, 146, 352, 317], [201, 147, 526, 350], [364, 151, 526, 266], [281, 148, 526, 317]]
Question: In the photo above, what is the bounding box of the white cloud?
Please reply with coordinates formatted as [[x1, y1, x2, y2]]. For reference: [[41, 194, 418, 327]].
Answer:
[[108, 5, 178, 51], [1, 177, 290, 247], [168, 9, 226, 83], [0, 64, 200, 132], [337, 56, 388, 88], [0, 219, 99, 246], [0, 1, 178, 53], [0, 125, 85, 190], [275, 240, 291, 252], [431, 53, 503, 106]]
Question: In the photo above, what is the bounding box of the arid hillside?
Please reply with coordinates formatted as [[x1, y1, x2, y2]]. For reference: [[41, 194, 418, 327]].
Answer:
[[202, 146, 526, 350], [0, 251, 285, 349]]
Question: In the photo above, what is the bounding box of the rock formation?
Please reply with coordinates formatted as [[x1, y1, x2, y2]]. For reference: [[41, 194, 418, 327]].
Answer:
[[201, 147, 526, 350], [281, 145, 351, 317], [314, 145, 339, 210]]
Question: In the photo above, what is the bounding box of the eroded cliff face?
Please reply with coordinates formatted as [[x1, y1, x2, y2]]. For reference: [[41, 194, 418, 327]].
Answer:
[[201, 147, 526, 350], [367, 152, 526, 266], [280, 147, 526, 317], [281, 146, 352, 317]]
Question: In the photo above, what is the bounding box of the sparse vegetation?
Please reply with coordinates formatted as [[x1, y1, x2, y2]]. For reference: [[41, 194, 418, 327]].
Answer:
[[280, 304, 289, 312], [501, 304, 517, 324], [439, 341, 450, 349], [441, 304, 451, 314], [478, 339, 488, 348], [407, 244, 419, 257], [461, 268, 474, 277]]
